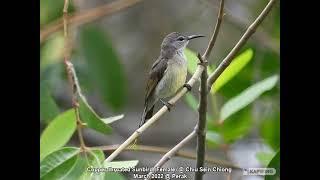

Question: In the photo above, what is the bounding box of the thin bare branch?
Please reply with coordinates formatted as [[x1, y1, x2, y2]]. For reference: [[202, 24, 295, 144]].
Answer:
[[207, 0, 279, 55], [145, 130, 197, 180], [195, 1, 224, 179], [224, 7, 280, 55], [63, 0, 86, 150], [195, 68, 208, 180], [202, 0, 225, 61], [90, 144, 240, 169], [40, 0, 144, 43], [207, 0, 278, 92]]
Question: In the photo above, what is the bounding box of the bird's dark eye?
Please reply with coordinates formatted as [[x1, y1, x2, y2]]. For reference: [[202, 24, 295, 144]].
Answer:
[[177, 37, 184, 41]]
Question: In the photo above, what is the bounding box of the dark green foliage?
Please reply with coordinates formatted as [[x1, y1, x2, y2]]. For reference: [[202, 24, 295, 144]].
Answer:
[[80, 26, 128, 111]]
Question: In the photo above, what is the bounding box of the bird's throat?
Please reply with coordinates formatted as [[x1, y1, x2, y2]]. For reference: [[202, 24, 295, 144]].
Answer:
[[177, 48, 187, 60]]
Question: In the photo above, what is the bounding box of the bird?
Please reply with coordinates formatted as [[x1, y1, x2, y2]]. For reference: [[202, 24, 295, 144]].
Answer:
[[139, 32, 205, 127]]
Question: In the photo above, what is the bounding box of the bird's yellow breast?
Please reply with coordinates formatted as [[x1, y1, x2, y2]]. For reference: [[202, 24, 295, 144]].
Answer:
[[155, 54, 187, 98]]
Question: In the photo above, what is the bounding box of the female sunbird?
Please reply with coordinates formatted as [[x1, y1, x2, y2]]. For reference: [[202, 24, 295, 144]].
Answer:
[[139, 32, 204, 127]]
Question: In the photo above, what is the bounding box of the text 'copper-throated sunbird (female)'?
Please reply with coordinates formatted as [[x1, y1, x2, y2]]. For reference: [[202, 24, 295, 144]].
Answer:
[[139, 32, 204, 127]]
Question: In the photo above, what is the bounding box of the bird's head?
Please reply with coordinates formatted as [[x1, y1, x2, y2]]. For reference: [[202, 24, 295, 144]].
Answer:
[[161, 32, 205, 52]]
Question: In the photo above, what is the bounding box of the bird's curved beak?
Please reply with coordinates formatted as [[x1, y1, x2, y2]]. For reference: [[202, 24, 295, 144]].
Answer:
[[187, 34, 205, 40]]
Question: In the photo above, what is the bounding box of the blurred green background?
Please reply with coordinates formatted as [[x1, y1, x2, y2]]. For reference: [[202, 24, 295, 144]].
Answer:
[[40, 0, 279, 179]]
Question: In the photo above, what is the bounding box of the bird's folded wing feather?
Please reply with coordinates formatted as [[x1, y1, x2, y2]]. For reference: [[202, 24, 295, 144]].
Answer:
[[145, 57, 168, 103]]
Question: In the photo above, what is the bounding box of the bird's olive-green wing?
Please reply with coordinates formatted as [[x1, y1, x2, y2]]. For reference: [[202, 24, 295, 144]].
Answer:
[[145, 57, 168, 103]]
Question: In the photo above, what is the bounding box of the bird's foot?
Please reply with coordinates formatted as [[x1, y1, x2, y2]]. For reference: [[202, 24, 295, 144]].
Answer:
[[160, 98, 173, 111], [128, 138, 139, 150], [197, 61, 208, 67], [183, 83, 192, 91]]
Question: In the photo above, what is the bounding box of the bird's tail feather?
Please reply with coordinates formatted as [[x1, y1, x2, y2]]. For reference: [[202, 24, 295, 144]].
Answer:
[[139, 105, 154, 127], [131, 105, 154, 148]]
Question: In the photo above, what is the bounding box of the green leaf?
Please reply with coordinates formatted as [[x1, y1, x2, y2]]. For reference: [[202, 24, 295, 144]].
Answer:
[[206, 131, 223, 144], [206, 131, 223, 148], [40, 147, 80, 178], [185, 48, 198, 75], [40, 0, 75, 26], [88, 150, 105, 166], [40, 82, 60, 123], [220, 75, 278, 122], [104, 160, 139, 169], [72, 60, 95, 93], [79, 98, 120, 135], [265, 150, 280, 180], [212, 49, 253, 93], [59, 157, 87, 180], [260, 50, 280, 78], [215, 108, 252, 142], [184, 48, 215, 74], [217, 60, 253, 99], [40, 110, 77, 161], [80, 26, 127, 111], [260, 111, 280, 150], [105, 172, 126, 180], [79, 97, 114, 134], [101, 114, 125, 124], [80, 150, 105, 180], [40, 33, 64, 70], [256, 151, 275, 167], [185, 48, 215, 75], [66, 60, 124, 135], [40, 0, 64, 26], [184, 93, 213, 120], [42, 157, 78, 180]]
